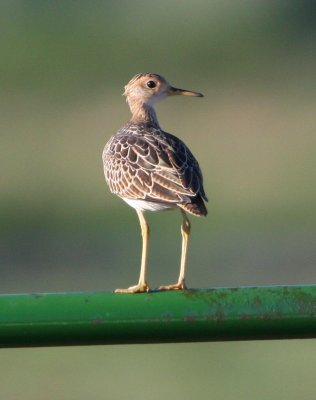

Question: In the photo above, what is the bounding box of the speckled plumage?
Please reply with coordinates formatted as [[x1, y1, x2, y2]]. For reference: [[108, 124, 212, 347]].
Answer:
[[103, 122, 207, 216]]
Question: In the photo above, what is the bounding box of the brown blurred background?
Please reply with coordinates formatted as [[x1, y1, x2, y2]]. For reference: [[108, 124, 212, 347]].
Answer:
[[0, 1, 315, 399]]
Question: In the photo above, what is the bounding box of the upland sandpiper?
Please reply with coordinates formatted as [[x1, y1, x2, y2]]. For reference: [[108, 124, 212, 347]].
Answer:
[[103, 73, 207, 293]]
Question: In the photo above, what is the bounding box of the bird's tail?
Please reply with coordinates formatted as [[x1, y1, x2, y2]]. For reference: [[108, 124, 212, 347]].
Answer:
[[179, 196, 208, 217]]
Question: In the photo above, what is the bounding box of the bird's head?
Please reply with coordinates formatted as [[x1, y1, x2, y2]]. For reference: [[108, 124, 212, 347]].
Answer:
[[124, 73, 203, 106]]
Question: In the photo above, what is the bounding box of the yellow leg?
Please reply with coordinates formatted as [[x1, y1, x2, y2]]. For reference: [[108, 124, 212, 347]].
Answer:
[[115, 210, 150, 293], [159, 210, 190, 291]]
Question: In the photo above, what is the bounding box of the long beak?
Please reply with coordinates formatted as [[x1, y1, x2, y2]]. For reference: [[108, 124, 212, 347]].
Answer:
[[168, 86, 204, 97]]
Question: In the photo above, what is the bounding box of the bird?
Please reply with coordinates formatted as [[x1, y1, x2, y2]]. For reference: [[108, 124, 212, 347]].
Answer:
[[102, 73, 207, 293]]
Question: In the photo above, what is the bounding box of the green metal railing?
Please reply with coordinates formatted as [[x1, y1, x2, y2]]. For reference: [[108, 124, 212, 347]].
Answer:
[[0, 285, 315, 347]]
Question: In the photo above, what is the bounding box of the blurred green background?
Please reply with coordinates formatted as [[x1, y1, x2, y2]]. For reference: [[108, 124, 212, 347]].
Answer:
[[1, 1, 315, 399]]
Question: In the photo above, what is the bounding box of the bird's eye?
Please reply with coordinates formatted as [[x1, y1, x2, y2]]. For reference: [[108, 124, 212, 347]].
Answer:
[[146, 80, 156, 89]]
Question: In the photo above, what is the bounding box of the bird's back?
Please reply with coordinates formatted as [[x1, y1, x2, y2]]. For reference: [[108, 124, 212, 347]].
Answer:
[[103, 122, 208, 216]]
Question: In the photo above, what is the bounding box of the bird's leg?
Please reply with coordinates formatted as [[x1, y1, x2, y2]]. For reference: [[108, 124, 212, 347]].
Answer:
[[159, 210, 190, 291], [115, 210, 150, 293]]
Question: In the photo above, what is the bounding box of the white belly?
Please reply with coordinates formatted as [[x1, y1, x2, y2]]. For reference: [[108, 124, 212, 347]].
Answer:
[[122, 198, 176, 212]]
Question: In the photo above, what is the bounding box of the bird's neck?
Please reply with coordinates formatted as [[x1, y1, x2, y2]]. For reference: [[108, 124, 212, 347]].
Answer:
[[128, 99, 160, 128]]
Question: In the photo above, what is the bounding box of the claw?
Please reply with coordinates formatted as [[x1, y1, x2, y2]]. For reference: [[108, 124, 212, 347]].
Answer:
[[115, 283, 149, 294], [159, 281, 187, 291]]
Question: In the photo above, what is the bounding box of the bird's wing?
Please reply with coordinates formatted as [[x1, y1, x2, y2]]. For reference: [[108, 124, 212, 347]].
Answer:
[[155, 131, 207, 201], [103, 131, 206, 204]]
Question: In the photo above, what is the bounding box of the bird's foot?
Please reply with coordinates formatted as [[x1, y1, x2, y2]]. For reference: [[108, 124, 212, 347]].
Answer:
[[159, 280, 187, 291], [114, 283, 149, 294]]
